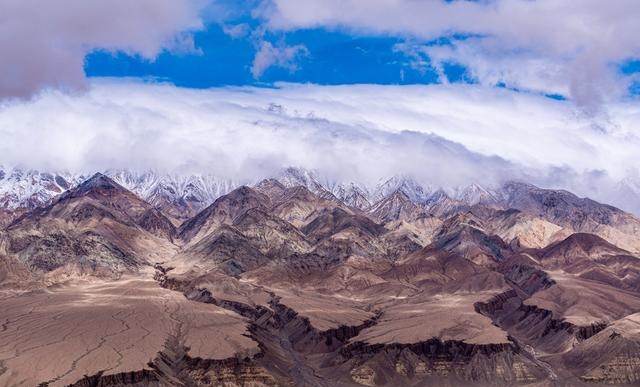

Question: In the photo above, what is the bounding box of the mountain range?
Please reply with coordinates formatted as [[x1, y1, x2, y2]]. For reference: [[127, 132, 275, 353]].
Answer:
[[1, 168, 640, 387]]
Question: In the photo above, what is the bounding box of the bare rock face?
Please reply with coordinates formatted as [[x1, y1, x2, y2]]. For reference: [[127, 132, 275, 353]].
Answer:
[[537, 232, 630, 266], [64, 333, 279, 387], [3, 173, 176, 278], [338, 340, 542, 386], [177, 224, 270, 276], [137, 207, 178, 241], [233, 208, 311, 257], [269, 185, 345, 228], [6, 231, 138, 274], [178, 186, 270, 244], [369, 190, 426, 223], [253, 178, 287, 202], [563, 313, 640, 384], [0, 252, 38, 291], [499, 182, 617, 229], [488, 209, 570, 249], [2, 172, 640, 387], [500, 182, 640, 253], [302, 207, 386, 243], [428, 213, 512, 265]]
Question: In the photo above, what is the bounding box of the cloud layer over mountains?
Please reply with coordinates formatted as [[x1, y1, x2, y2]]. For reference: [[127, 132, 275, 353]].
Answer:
[[1, 80, 639, 213]]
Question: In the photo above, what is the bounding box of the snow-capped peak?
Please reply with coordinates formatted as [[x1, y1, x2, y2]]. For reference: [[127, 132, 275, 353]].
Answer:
[[0, 167, 239, 221], [0, 167, 84, 210], [372, 175, 432, 204], [452, 183, 499, 206]]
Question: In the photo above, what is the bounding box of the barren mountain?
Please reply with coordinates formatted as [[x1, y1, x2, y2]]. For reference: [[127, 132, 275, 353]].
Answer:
[[488, 209, 570, 249], [0, 167, 238, 227], [1, 171, 640, 387], [501, 182, 640, 253], [177, 186, 270, 244], [369, 190, 427, 223], [2, 173, 176, 279]]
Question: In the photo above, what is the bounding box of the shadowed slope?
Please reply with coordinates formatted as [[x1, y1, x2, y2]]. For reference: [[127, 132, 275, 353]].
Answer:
[[4, 174, 177, 277], [178, 186, 270, 244]]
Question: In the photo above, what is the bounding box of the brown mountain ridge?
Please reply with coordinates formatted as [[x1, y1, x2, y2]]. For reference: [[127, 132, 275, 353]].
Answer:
[[1, 173, 640, 387]]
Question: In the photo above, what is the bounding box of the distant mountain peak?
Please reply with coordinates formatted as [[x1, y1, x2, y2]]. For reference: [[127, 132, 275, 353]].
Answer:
[[65, 172, 129, 199], [254, 178, 287, 201], [369, 188, 425, 222], [255, 178, 286, 191], [373, 175, 432, 204], [454, 183, 498, 205], [81, 172, 118, 187]]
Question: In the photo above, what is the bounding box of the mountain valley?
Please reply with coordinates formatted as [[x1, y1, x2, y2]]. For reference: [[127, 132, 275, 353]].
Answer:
[[0, 170, 639, 387]]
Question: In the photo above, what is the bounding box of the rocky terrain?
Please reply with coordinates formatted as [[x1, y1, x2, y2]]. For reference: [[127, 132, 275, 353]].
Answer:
[[1, 170, 640, 386]]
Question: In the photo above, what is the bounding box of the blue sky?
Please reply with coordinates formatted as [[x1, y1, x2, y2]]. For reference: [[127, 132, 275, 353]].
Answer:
[[4, 0, 640, 106], [85, 26, 447, 87], [80, 4, 515, 92], [80, 0, 640, 106]]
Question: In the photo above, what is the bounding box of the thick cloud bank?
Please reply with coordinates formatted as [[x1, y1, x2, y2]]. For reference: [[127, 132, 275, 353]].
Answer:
[[0, 81, 639, 213], [0, 0, 206, 99]]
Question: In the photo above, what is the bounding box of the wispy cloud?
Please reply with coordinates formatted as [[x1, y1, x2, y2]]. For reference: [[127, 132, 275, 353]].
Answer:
[[251, 41, 309, 78], [0, 80, 639, 212], [223, 23, 251, 39]]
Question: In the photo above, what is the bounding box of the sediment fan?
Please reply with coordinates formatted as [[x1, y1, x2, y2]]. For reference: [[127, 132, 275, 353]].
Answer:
[[1, 171, 640, 387]]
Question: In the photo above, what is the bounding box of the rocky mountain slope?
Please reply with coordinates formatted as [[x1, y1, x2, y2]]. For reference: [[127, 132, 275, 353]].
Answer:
[[0, 167, 237, 226], [1, 171, 640, 386]]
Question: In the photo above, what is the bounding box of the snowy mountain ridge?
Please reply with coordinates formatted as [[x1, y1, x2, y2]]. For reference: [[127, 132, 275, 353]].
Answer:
[[2, 166, 635, 225]]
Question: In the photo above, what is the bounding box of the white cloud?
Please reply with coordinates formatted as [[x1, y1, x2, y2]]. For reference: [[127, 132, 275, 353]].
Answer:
[[259, 0, 640, 113], [251, 41, 309, 78], [0, 80, 639, 213], [0, 0, 208, 99], [223, 23, 251, 39]]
